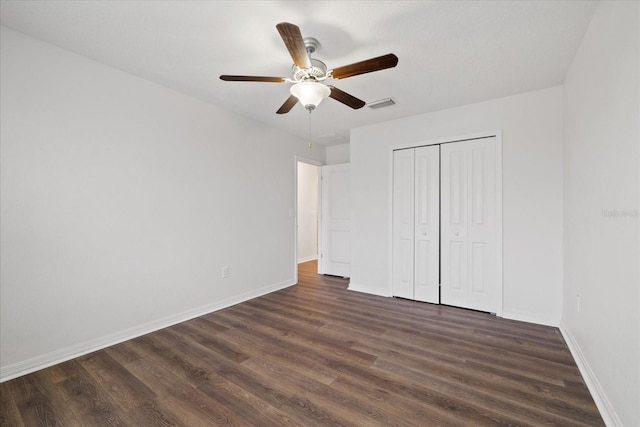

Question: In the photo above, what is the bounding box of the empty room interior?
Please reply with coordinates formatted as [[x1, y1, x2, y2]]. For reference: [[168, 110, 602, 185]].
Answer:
[[0, 1, 638, 426]]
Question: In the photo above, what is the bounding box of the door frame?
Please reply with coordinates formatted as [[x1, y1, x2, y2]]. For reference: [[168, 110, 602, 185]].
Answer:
[[387, 130, 503, 316], [294, 156, 323, 284]]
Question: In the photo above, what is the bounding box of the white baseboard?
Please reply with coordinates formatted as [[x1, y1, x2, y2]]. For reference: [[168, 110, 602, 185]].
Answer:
[[297, 255, 318, 264], [347, 282, 392, 297], [502, 309, 560, 327], [0, 279, 296, 383], [559, 321, 620, 427]]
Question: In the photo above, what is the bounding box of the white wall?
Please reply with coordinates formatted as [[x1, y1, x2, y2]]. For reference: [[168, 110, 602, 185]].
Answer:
[[561, 2, 639, 426], [350, 86, 564, 326], [325, 143, 350, 165], [297, 162, 319, 263], [0, 27, 324, 380]]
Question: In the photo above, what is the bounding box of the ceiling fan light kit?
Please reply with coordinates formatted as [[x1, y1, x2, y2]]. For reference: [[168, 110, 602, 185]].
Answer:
[[290, 81, 330, 111], [220, 22, 398, 115]]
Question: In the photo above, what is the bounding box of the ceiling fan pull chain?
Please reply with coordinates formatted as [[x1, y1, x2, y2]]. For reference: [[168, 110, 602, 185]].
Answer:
[[308, 110, 312, 149]]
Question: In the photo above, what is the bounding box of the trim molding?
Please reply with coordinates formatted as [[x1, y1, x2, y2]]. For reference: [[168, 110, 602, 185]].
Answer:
[[297, 255, 318, 264], [348, 282, 393, 297], [559, 321, 621, 427], [502, 309, 560, 327], [0, 279, 296, 383]]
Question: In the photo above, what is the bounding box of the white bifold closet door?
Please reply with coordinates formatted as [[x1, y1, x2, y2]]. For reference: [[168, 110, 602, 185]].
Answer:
[[392, 145, 440, 303], [392, 137, 499, 314], [441, 138, 498, 313]]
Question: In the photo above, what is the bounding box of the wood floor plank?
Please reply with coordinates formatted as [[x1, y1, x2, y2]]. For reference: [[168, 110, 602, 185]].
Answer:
[[154, 327, 295, 408], [330, 371, 492, 427], [103, 340, 144, 366], [218, 324, 342, 385], [242, 356, 414, 427], [279, 394, 350, 426], [212, 306, 377, 372], [334, 304, 575, 367], [0, 260, 604, 426], [126, 399, 182, 427], [257, 294, 388, 336], [356, 316, 577, 384], [172, 321, 251, 364], [123, 357, 251, 426], [161, 391, 248, 426], [78, 350, 157, 411], [130, 333, 216, 388], [55, 361, 134, 426], [371, 357, 599, 427], [353, 337, 592, 413], [229, 303, 378, 365], [6, 369, 81, 426], [354, 330, 576, 387], [325, 354, 531, 426], [0, 381, 27, 427]]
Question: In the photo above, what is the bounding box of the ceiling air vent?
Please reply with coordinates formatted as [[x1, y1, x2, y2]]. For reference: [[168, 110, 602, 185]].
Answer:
[[367, 97, 396, 110]]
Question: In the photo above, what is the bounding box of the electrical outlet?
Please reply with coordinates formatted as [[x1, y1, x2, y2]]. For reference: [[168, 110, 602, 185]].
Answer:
[[221, 266, 229, 278]]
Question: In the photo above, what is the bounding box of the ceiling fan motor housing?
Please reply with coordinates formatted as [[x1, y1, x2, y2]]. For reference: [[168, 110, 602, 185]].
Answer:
[[292, 58, 328, 81]]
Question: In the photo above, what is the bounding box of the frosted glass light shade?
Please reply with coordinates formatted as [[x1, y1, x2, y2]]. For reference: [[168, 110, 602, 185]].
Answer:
[[290, 82, 330, 109]]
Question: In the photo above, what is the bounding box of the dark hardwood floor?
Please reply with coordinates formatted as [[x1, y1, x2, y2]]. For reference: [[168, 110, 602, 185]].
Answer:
[[0, 260, 603, 426]]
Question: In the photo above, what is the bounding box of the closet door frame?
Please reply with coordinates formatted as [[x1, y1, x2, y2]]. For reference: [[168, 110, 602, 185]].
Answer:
[[387, 131, 503, 316]]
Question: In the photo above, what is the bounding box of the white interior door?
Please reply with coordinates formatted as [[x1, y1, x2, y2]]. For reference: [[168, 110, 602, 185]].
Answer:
[[392, 149, 415, 298], [320, 164, 350, 277], [441, 137, 498, 313], [392, 146, 440, 303], [413, 145, 440, 303]]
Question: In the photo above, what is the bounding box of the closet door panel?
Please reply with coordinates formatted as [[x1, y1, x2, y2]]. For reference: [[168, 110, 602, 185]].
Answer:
[[414, 145, 440, 303], [442, 146, 468, 301], [392, 149, 415, 299], [441, 138, 498, 313], [469, 142, 497, 309]]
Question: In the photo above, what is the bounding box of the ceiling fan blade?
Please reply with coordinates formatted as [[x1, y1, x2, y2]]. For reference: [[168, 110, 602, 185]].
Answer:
[[276, 22, 311, 69], [276, 95, 298, 114], [328, 86, 366, 109], [330, 53, 399, 80], [220, 75, 285, 83]]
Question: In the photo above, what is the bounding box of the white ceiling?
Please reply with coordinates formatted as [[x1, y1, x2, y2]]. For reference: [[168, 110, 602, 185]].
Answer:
[[0, 0, 598, 145]]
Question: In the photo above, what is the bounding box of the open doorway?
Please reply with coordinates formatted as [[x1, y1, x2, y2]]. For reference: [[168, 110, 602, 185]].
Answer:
[[295, 158, 321, 282], [297, 161, 320, 263]]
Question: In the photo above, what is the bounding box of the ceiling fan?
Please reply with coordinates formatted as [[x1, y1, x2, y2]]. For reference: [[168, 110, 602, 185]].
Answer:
[[220, 22, 399, 114]]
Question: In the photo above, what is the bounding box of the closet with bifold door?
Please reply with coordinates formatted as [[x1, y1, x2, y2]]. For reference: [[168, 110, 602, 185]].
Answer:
[[392, 136, 501, 314]]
